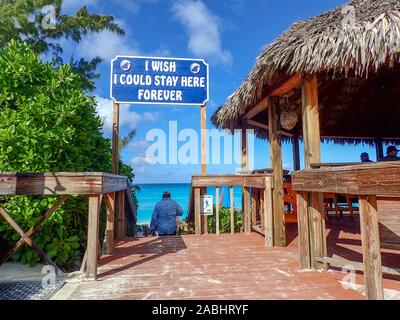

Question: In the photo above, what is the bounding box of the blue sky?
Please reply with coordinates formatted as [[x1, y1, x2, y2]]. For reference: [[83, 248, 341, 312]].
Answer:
[[61, 0, 379, 184]]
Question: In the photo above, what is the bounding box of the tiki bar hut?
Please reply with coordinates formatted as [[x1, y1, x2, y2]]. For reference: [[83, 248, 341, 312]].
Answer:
[[211, 0, 400, 299]]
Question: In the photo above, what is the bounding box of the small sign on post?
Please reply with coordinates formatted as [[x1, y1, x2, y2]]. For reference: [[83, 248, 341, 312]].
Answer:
[[200, 195, 214, 216], [111, 56, 209, 106]]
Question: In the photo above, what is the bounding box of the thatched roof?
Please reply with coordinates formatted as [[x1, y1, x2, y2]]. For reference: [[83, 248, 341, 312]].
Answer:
[[212, 0, 400, 143]]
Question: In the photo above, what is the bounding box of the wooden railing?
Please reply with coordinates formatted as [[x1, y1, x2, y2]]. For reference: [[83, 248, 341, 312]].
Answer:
[[188, 174, 275, 247], [0, 172, 136, 280], [292, 162, 400, 300]]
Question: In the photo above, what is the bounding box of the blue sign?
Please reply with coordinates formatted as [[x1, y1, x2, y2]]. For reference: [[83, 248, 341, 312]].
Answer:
[[110, 56, 209, 106]]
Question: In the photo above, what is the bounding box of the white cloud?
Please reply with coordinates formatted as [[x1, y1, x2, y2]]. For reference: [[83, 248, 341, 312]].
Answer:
[[171, 0, 232, 66], [95, 97, 159, 136], [76, 30, 141, 61]]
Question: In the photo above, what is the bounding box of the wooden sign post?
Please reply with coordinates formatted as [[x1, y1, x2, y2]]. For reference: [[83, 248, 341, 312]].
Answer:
[[112, 101, 119, 174], [200, 104, 208, 234]]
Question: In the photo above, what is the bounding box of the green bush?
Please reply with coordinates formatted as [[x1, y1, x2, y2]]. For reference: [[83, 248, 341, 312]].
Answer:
[[0, 40, 136, 269], [207, 206, 243, 234]]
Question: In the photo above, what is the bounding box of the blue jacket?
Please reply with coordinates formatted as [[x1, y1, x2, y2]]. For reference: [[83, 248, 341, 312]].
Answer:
[[150, 199, 183, 236]]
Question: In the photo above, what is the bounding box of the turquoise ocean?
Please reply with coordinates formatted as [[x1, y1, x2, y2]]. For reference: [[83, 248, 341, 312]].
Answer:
[[136, 184, 243, 225]]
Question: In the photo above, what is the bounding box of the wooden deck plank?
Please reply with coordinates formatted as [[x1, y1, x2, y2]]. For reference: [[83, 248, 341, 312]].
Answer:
[[68, 233, 365, 300]]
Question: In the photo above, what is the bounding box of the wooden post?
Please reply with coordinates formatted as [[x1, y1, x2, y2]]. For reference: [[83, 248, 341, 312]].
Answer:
[[260, 191, 265, 231], [112, 101, 119, 174], [201, 105, 207, 175], [359, 195, 384, 300], [309, 192, 327, 270], [241, 128, 249, 231], [243, 187, 251, 233], [241, 128, 249, 171], [301, 74, 326, 269], [375, 138, 384, 162], [230, 186, 235, 234], [105, 193, 115, 254], [200, 105, 208, 234], [251, 188, 258, 227], [194, 188, 201, 235], [264, 177, 273, 247], [297, 192, 311, 269], [268, 96, 285, 247], [216, 187, 220, 235], [116, 191, 125, 240], [86, 195, 101, 280], [293, 135, 301, 171]]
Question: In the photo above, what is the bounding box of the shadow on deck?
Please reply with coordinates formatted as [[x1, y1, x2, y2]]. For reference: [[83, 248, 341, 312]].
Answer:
[[68, 230, 366, 300]]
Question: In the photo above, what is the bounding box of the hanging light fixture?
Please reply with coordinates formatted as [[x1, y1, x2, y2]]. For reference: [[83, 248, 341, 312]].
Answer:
[[280, 96, 298, 131]]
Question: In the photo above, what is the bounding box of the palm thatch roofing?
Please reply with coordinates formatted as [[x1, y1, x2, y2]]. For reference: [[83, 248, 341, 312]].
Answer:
[[212, 0, 400, 144]]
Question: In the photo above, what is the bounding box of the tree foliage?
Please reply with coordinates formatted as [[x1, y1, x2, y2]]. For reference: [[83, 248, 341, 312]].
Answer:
[[0, 0, 124, 90], [207, 206, 243, 234], [0, 41, 116, 268]]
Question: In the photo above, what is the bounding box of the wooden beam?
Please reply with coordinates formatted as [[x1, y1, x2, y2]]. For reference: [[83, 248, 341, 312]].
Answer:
[[270, 74, 301, 97], [244, 98, 269, 120], [194, 188, 201, 235], [268, 97, 285, 247], [201, 105, 207, 175], [216, 186, 220, 235], [359, 195, 384, 300], [0, 207, 57, 268], [264, 177, 273, 247], [105, 193, 115, 254], [230, 186, 234, 234], [246, 120, 294, 138], [293, 136, 301, 171], [0, 172, 127, 196], [315, 256, 400, 277], [292, 162, 400, 196], [244, 74, 301, 120], [112, 101, 119, 174], [86, 195, 101, 280], [3, 195, 68, 263], [192, 174, 272, 189]]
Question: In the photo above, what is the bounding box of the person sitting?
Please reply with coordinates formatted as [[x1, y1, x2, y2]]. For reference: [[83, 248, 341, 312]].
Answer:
[[150, 191, 183, 236], [360, 152, 373, 163], [382, 146, 400, 162]]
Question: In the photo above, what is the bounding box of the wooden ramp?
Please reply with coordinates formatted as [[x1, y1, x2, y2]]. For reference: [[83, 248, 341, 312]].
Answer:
[[68, 233, 363, 300]]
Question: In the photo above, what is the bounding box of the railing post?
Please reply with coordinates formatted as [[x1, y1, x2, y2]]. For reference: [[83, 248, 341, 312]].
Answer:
[[297, 191, 311, 269], [105, 193, 115, 254], [216, 187, 220, 235], [264, 177, 273, 247], [116, 190, 125, 240], [230, 186, 234, 234], [86, 195, 101, 280], [243, 187, 251, 233], [194, 188, 201, 235], [359, 195, 384, 300], [251, 188, 258, 228]]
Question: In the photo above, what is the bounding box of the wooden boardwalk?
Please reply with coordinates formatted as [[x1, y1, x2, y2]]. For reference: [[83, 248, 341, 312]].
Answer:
[[68, 230, 364, 300]]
